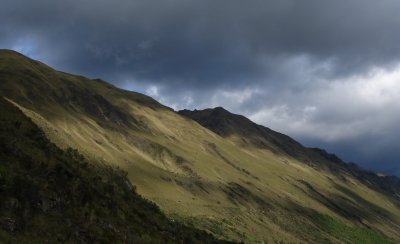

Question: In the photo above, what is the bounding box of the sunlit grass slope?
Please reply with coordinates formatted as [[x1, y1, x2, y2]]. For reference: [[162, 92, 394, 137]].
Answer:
[[1, 49, 399, 243], [0, 97, 230, 243]]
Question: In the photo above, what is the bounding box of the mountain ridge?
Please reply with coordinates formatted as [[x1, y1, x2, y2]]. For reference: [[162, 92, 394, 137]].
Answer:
[[1, 49, 400, 243], [0, 96, 229, 243], [179, 107, 400, 200]]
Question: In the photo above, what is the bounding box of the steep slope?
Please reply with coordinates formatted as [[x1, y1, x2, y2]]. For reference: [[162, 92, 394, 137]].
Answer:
[[1, 49, 400, 243], [0, 97, 229, 243], [179, 107, 400, 200], [179, 107, 314, 160]]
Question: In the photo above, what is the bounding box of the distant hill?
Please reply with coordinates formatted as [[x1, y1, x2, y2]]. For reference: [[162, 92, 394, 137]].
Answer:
[[179, 107, 400, 201], [1, 49, 399, 243]]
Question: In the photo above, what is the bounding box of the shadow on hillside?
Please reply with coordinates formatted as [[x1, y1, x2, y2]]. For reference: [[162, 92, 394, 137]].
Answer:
[[293, 180, 399, 227], [333, 183, 400, 226]]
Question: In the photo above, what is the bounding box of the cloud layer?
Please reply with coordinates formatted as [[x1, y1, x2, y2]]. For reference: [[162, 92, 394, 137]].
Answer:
[[2, 0, 400, 174]]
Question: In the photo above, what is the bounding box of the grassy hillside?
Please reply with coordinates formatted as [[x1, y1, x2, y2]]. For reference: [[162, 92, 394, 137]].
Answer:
[[1, 49, 400, 243], [179, 107, 400, 201], [0, 97, 231, 243]]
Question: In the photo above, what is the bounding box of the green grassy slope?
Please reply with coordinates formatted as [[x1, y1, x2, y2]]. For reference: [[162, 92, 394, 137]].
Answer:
[[1, 49, 400, 243], [0, 97, 230, 243], [179, 107, 400, 201]]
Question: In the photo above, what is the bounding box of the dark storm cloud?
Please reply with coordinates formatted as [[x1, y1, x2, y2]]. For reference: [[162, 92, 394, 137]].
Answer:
[[2, 0, 400, 174], [3, 0, 400, 85]]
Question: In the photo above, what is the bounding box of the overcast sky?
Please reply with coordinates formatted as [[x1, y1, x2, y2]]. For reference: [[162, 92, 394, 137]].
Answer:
[[2, 0, 400, 175]]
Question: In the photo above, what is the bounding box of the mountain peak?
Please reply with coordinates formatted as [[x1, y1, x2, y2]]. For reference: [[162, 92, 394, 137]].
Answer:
[[178, 107, 252, 137], [0, 49, 32, 61], [179, 107, 301, 146], [0, 49, 22, 55], [212, 106, 228, 112], [0, 48, 54, 75]]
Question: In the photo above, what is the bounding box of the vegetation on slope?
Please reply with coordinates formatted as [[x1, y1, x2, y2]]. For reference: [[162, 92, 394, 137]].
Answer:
[[179, 107, 400, 200], [312, 214, 393, 244], [0, 98, 231, 243], [1, 49, 400, 243]]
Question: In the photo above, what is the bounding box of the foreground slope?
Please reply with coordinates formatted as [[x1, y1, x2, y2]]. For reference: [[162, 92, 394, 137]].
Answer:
[[0, 97, 228, 243], [1, 49, 400, 243]]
